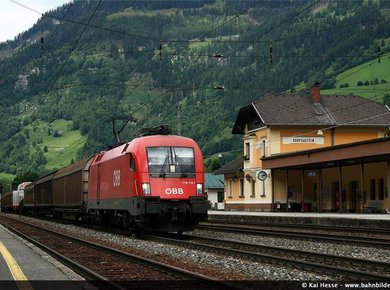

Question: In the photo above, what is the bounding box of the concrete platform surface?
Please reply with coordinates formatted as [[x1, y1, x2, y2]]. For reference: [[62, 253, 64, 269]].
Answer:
[[0, 225, 95, 290], [207, 210, 390, 228]]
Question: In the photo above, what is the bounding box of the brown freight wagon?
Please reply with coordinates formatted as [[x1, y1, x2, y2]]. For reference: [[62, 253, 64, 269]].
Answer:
[[52, 157, 93, 220], [34, 172, 56, 215], [23, 181, 35, 214], [0, 191, 13, 212]]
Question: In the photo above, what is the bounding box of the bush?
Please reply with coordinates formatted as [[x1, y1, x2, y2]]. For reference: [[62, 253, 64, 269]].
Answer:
[[53, 130, 61, 137], [357, 81, 363, 86]]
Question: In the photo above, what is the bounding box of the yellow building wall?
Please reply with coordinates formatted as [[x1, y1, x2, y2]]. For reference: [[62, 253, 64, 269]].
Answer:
[[224, 174, 243, 203], [334, 128, 383, 145], [231, 122, 388, 211], [273, 170, 286, 201], [280, 129, 331, 152]]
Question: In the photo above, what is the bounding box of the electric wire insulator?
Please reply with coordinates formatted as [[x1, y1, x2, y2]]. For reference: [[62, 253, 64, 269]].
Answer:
[[40, 34, 44, 57], [159, 40, 163, 61]]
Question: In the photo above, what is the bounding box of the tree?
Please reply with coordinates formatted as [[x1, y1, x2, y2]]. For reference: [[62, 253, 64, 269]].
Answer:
[[53, 130, 61, 137], [384, 94, 390, 106], [12, 171, 39, 188]]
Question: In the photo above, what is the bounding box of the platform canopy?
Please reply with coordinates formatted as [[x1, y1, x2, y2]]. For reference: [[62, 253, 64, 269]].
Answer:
[[262, 136, 390, 170]]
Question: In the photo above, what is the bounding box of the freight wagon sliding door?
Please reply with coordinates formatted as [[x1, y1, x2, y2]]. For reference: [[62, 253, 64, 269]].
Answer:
[[97, 163, 101, 205]]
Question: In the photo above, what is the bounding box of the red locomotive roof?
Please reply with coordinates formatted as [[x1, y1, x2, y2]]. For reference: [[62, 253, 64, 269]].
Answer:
[[93, 135, 202, 163], [90, 134, 204, 175]]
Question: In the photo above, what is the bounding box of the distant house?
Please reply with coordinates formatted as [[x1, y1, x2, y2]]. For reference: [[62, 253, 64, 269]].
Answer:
[[204, 173, 225, 210], [213, 158, 243, 210], [220, 83, 390, 212]]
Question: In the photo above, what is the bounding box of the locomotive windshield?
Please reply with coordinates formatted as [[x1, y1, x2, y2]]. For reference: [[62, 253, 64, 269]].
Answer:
[[147, 147, 195, 177]]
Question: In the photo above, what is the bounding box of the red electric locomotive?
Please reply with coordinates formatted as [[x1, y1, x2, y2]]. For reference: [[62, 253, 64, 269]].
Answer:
[[88, 132, 208, 233]]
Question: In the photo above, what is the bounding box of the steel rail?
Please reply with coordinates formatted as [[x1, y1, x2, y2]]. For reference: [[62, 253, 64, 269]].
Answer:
[[201, 220, 390, 234], [144, 234, 390, 281], [0, 216, 243, 290], [0, 220, 123, 290], [197, 224, 390, 248]]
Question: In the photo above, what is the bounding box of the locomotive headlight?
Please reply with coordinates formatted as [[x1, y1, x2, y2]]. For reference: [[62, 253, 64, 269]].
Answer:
[[196, 183, 203, 195], [142, 183, 151, 195]]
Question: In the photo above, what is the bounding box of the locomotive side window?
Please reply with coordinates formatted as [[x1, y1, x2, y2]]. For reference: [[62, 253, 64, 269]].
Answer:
[[130, 154, 137, 171], [147, 147, 195, 177]]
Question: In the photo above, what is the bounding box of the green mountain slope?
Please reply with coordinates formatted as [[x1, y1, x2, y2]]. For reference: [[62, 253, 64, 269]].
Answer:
[[322, 52, 390, 100], [0, 0, 390, 177]]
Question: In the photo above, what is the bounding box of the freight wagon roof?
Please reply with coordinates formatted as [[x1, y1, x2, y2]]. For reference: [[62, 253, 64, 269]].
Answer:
[[17, 182, 31, 190], [1, 191, 13, 198], [34, 171, 57, 184], [54, 157, 93, 179], [24, 181, 36, 190]]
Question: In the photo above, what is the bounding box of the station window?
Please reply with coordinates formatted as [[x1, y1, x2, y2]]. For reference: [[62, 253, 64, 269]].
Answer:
[[245, 142, 250, 160], [228, 179, 233, 198], [370, 179, 376, 200], [251, 180, 255, 197], [261, 138, 267, 157], [239, 179, 244, 197]]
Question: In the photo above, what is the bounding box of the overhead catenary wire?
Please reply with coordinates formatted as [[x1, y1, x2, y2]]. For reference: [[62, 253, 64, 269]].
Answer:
[[9, 1, 390, 146], [39, 0, 103, 105], [126, 0, 322, 127]]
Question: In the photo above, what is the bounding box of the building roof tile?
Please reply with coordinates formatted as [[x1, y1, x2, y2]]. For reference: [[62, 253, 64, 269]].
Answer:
[[204, 173, 225, 189], [213, 158, 243, 175], [233, 93, 390, 134]]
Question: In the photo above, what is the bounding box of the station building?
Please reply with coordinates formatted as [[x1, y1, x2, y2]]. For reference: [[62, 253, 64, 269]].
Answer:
[[215, 83, 390, 213]]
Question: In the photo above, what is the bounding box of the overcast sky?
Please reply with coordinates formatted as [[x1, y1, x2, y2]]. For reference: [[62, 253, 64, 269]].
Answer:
[[0, 0, 71, 43]]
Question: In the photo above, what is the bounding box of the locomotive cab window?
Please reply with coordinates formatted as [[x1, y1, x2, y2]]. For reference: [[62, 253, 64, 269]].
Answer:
[[130, 154, 137, 171], [147, 147, 195, 178]]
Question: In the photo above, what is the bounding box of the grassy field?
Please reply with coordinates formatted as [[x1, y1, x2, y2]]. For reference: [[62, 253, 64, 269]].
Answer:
[[322, 52, 390, 102], [25, 119, 87, 171], [42, 120, 87, 170]]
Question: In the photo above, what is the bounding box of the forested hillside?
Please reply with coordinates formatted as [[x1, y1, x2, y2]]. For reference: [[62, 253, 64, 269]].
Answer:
[[0, 0, 389, 181]]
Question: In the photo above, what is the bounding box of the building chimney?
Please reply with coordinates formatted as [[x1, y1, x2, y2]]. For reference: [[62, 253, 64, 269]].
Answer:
[[311, 82, 320, 103]]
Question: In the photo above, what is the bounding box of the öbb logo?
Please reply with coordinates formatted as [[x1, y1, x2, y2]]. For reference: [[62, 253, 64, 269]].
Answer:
[[113, 170, 120, 187], [164, 188, 184, 195]]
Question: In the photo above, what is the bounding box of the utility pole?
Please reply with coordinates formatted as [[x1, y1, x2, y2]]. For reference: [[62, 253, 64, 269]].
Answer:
[[176, 102, 181, 136]]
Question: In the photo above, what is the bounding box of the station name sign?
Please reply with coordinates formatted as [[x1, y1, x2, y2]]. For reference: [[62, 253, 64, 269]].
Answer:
[[282, 136, 324, 145]]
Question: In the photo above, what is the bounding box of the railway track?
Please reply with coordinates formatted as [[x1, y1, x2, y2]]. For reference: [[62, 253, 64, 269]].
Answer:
[[144, 233, 390, 280], [0, 215, 242, 289], [202, 220, 390, 235], [198, 223, 390, 248]]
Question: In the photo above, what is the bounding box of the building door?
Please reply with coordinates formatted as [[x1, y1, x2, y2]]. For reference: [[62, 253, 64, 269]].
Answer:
[[217, 191, 225, 210], [349, 181, 359, 213]]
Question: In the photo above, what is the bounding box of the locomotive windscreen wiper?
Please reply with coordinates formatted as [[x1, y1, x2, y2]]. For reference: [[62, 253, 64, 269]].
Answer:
[[159, 154, 169, 178], [172, 149, 187, 178]]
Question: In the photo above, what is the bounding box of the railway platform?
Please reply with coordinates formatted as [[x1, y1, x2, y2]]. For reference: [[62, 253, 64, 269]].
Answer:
[[207, 210, 390, 229], [0, 225, 92, 290]]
